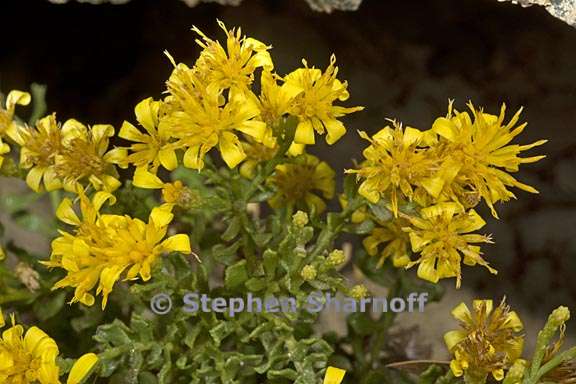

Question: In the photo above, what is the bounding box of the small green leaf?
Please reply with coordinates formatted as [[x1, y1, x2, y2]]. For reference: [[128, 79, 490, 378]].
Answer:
[[225, 260, 249, 290]]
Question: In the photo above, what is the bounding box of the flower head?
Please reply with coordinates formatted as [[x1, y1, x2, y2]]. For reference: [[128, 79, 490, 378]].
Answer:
[[0, 309, 98, 384], [162, 60, 267, 169], [55, 119, 120, 193], [44, 192, 192, 309], [267, 154, 335, 213], [444, 299, 524, 382], [15, 114, 64, 192], [363, 219, 411, 268], [192, 20, 273, 95], [403, 202, 495, 287], [348, 123, 437, 217], [284, 55, 363, 145], [430, 102, 546, 218], [108, 97, 178, 173]]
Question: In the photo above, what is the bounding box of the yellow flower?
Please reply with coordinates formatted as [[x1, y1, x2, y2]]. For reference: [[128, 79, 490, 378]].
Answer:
[[54, 119, 121, 193], [444, 299, 524, 382], [0, 309, 99, 384], [15, 114, 64, 192], [162, 60, 267, 169], [192, 20, 273, 95], [44, 192, 192, 309], [403, 202, 495, 288], [267, 154, 335, 213], [429, 101, 546, 218], [0, 90, 30, 141], [108, 97, 178, 173], [363, 219, 411, 268], [323, 366, 346, 384], [284, 54, 363, 145], [347, 123, 437, 217]]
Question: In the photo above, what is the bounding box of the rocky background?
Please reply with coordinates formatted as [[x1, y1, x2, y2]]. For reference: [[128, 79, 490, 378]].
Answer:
[[1, 0, 576, 359]]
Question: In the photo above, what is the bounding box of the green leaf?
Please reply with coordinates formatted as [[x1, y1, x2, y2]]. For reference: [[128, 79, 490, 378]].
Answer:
[[94, 320, 132, 347], [368, 202, 392, 223], [33, 291, 66, 321], [222, 217, 241, 241], [225, 260, 249, 290], [212, 242, 241, 266], [209, 321, 235, 345], [245, 277, 267, 292], [263, 249, 279, 278]]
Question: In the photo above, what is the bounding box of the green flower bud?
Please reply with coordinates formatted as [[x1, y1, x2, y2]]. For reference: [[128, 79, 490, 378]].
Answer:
[[327, 249, 345, 267], [292, 211, 309, 227], [349, 285, 368, 300], [301, 265, 317, 281]]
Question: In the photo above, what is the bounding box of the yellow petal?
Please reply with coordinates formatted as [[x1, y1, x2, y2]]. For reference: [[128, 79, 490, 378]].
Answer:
[[294, 120, 315, 145], [219, 132, 246, 168], [450, 359, 464, 377], [417, 257, 439, 283], [118, 121, 146, 142], [24, 326, 58, 357], [432, 117, 457, 141], [133, 167, 165, 189], [91, 124, 114, 145], [103, 147, 128, 167], [323, 367, 346, 384], [56, 198, 80, 226], [158, 148, 178, 171], [67, 353, 99, 384], [444, 330, 466, 351], [324, 119, 346, 145], [183, 146, 204, 170], [160, 234, 191, 253], [403, 127, 422, 146], [505, 311, 524, 332], [150, 206, 174, 228], [26, 166, 45, 192], [134, 97, 157, 133], [6, 90, 31, 108], [236, 120, 267, 142], [0, 308, 4, 328], [43, 167, 63, 191], [451, 302, 471, 323]]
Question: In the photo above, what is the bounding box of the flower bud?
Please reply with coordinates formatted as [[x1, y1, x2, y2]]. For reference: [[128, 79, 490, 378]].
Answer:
[[327, 249, 345, 267], [301, 265, 317, 281], [292, 211, 309, 227]]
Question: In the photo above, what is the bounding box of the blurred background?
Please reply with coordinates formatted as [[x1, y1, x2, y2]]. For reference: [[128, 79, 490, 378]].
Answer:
[[1, 0, 575, 359]]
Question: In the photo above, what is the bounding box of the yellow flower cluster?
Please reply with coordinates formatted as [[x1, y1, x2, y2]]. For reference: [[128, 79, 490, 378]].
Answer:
[[350, 102, 546, 286], [0, 21, 361, 308], [112, 20, 361, 179], [14, 114, 121, 193], [0, 308, 98, 384], [112, 21, 361, 214], [42, 192, 191, 309], [444, 299, 524, 382]]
